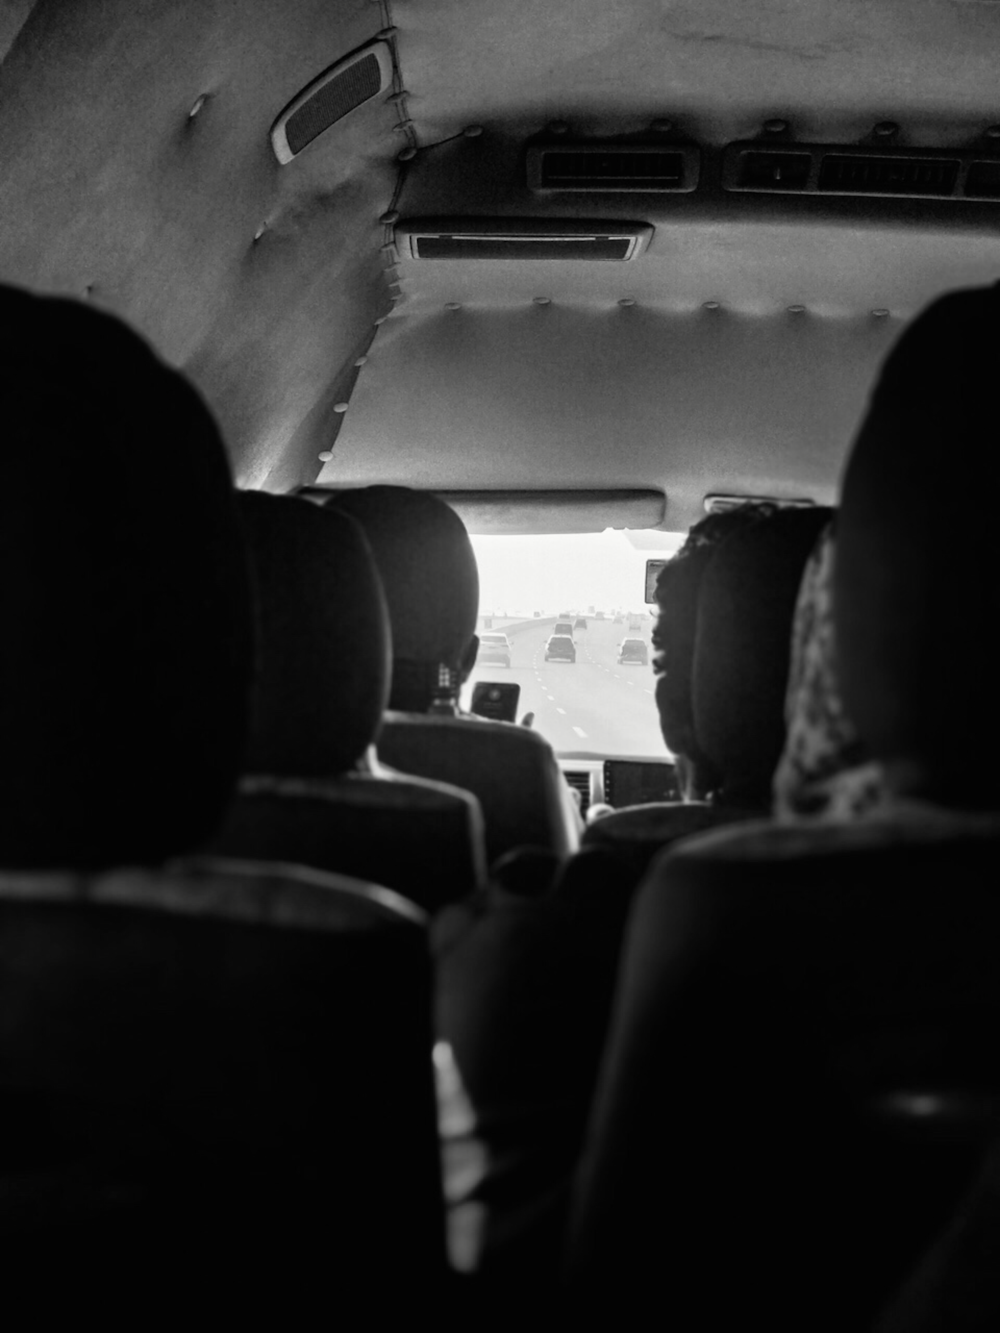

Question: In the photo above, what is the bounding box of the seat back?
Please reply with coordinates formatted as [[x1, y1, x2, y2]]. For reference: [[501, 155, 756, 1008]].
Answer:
[[211, 772, 487, 912], [378, 711, 580, 865], [0, 858, 445, 1310], [565, 814, 1000, 1328]]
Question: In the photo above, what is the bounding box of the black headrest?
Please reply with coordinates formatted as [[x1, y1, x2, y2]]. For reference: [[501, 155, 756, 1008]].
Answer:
[[835, 283, 1000, 807], [326, 487, 479, 682], [237, 492, 390, 776], [693, 507, 833, 804], [0, 284, 253, 868]]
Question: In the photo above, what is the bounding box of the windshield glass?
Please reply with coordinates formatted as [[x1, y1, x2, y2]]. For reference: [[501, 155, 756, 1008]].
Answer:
[[461, 528, 685, 757]]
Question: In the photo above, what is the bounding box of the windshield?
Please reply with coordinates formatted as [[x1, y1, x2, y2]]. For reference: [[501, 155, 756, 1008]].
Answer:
[[460, 528, 684, 757]]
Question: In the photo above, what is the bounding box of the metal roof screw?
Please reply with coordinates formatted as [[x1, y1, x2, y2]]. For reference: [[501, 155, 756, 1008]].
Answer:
[[873, 121, 899, 139], [871, 308, 890, 317], [763, 119, 789, 135], [397, 146, 417, 162], [444, 301, 462, 311], [379, 210, 400, 226], [373, 315, 388, 325], [463, 125, 484, 138], [188, 94, 208, 120], [787, 304, 806, 313], [387, 91, 409, 104], [253, 223, 267, 242], [354, 356, 369, 367], [318, 451, 335, 462], [333, 402, 349, 414], [533, 296, 552, 305], [377, 27, 397, 40], [618, 297, 636, 307], [702, 300, 722, 310]]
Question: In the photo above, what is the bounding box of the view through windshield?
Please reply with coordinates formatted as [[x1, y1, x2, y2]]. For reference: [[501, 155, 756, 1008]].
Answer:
[[460, 529, 685, 757]]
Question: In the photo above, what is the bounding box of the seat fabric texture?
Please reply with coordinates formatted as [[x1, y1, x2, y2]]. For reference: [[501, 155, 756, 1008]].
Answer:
[[378, 710, 580, 866]]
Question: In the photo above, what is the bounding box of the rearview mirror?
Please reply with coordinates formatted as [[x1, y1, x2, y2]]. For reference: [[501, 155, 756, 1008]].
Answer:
[[645, 559, 669, 605]]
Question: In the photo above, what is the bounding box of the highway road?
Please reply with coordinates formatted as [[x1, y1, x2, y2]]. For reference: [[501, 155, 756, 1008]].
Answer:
[[461, 617, 670, 757]]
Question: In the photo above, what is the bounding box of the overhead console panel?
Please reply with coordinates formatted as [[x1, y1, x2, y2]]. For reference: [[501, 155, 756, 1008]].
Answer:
[[723, 139, 1000, 202]]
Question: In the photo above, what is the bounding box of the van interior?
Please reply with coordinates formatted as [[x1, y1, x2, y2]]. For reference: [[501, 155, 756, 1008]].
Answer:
[[3, 2, 1000, 1324]]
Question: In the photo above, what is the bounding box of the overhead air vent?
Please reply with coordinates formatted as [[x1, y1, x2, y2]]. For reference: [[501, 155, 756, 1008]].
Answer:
[[395, 218, 654, 261], [561, 770, 593, 818], [722, 141, 1000, 202], [271, 41, 392, 164], [527, 143, 700, 193]]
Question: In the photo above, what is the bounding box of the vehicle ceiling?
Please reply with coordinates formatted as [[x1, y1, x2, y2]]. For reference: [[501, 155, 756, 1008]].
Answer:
[[2, 2, 999, 528]]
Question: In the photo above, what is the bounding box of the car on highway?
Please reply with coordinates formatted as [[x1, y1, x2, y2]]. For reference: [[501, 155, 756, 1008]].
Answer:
[[477, 631, 512, 668], [544, 634, 576, 664], [554, 620, 575, 639], [616, 637, 648, 666], [574, 617, 587, 631]]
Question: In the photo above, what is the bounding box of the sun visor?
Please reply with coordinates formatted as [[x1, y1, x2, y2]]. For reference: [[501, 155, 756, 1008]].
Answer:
[[302, 488, 667, 534]]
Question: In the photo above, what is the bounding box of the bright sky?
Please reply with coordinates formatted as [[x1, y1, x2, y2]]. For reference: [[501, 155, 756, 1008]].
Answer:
[[469, 528, 685, 618]]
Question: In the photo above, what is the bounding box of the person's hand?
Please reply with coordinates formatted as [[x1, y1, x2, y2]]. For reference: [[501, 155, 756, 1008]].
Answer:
[[520, 711, 535, 728]]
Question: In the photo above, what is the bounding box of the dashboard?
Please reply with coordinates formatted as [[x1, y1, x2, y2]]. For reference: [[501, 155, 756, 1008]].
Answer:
[[558, 756, 679, 820]]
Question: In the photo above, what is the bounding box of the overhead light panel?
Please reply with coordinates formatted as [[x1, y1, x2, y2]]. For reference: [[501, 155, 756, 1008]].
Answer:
[[271, 41, 393, 164]]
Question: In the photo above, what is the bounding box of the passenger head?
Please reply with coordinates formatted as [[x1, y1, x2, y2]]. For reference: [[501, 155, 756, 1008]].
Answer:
[[652, 504, 775, 799], [325, 486, 479, 712], [0, 283, 254, 868], [835, 283, 1000, 808], [237, 492, 391, 776]]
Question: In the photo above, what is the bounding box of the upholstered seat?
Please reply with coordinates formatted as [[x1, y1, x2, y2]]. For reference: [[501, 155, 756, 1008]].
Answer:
[[566, 812, 1000, 1328], [0, 857, 444, 1310], [208, 492, 488, 910], [0, 286, 447, 1311], [216, 770, 486, 914], [378, 710, 580, 865], [566, 285, 1000, 1328]]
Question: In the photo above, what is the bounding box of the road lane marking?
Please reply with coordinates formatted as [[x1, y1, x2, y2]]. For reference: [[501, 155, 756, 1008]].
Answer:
[[556, 707, 566, 714], [572, 725, 588, 738], [644, 689, 653, 695]]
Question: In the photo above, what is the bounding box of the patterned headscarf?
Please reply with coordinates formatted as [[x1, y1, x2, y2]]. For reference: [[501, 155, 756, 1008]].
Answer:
[[772, 521, 886, 820]]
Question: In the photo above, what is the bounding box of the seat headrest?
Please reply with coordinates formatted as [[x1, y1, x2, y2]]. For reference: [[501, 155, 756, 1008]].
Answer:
[[693, 506, 833, 804], [326, 487, 479, 687], [0, 283, 253, 868], [835, 283, 1000, 806], [238, 492, 390, 776]]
